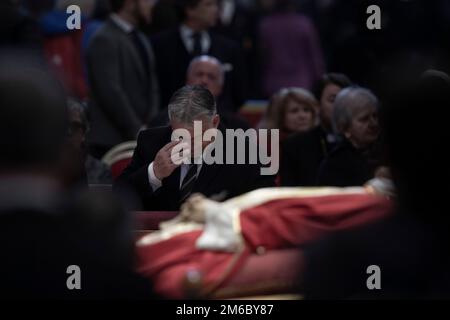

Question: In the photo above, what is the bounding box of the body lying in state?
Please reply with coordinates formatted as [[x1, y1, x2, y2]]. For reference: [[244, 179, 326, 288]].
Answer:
[[135, 180, 394, 298]]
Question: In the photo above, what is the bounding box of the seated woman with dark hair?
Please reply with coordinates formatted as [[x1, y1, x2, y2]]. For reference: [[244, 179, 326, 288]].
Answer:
[[317, 86, 384, 187]]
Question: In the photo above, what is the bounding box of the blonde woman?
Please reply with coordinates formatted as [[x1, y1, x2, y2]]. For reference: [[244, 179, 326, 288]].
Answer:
[[263, 87, 318, 141]]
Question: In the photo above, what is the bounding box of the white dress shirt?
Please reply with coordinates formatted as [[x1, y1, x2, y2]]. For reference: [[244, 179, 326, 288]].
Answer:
[[179, 24, 211, 54], [147, 141, 218, 191], [110, 14, 133, 33], [220, 0, 236, 26], [147, 162, 202, 191]]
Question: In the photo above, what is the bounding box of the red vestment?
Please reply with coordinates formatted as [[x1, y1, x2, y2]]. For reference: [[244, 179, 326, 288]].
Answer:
[[136, 191, 393, 298]]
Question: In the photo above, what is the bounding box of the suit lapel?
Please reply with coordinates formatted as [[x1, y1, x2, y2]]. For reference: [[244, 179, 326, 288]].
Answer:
[[176, 30, 194, 76], [176, 30, 190, 56], [107, 18, 149, 83], [122, 31, 148, 83], [206, 31, 217, 57]]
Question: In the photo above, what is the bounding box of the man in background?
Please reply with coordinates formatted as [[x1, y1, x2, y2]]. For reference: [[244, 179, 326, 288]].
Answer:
[[86, 0, 160, 158], [0, 54, 154, 299], [152, 0, 247, 112], [66, 99, 113, 185], [151, 55, 250, 129]]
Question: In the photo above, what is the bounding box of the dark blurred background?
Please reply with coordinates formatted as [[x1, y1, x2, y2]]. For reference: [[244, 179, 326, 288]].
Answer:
[[2, 0, 450, 299], [3, 0, 450, 96]]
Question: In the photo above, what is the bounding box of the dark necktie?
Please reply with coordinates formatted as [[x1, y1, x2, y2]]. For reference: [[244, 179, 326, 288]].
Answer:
[[191, 32, 202, 57], [179, 164, 198, 204], [130, 30, 150, 73]]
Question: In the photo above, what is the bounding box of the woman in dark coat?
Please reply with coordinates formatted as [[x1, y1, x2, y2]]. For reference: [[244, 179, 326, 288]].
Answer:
[[317, 86, 383, 187]]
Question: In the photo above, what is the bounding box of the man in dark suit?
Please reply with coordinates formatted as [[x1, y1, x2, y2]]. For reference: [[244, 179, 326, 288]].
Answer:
[[151, 0, 247, 112], [86, 0, 160, 158], [150, 55, 250, 129], [116, 85, 274, 211]]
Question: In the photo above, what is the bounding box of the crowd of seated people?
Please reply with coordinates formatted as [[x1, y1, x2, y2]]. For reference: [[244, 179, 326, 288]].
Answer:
[[303, 70, 450, 299], [2, 0, 450, 300], [279, 73, 352, 186]]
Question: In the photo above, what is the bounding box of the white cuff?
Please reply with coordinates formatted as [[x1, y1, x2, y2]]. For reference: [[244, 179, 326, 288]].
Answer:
[[148, 162, 162, 191]]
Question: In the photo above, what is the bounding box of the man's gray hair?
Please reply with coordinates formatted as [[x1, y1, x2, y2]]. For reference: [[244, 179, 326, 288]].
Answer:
[[332, 86, 378, 134], [187, 55, 225, 85], [168, 85, 217, 123]]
